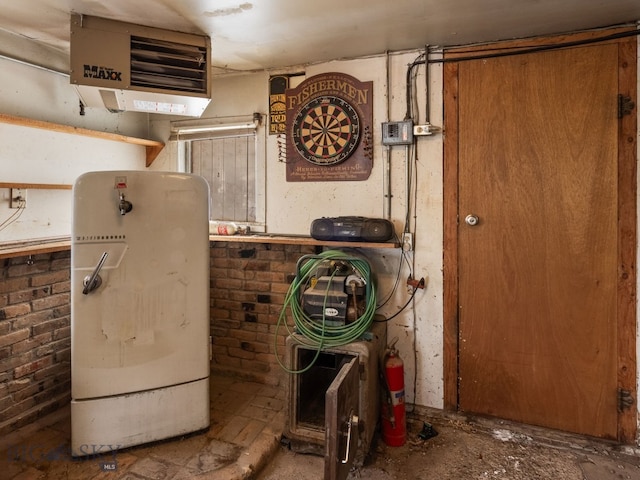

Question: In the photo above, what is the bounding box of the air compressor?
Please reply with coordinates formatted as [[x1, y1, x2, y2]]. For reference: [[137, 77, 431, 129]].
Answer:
[[300, 257, 367, 327]]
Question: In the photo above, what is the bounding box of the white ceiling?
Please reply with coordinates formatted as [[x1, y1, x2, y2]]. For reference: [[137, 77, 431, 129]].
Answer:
[[0, 0, 639, 74]]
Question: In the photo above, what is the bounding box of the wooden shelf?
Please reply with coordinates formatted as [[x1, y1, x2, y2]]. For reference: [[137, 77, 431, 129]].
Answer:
[[0, 234, 399, 260], [209, 234, 400, 249], [0, 237, 71, 259], [0, 182, 72, 190], [0, 113, 165, 167]]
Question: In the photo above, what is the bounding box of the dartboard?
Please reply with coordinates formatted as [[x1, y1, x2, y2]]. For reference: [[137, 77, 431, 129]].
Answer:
[[292, 96, 361, 166]]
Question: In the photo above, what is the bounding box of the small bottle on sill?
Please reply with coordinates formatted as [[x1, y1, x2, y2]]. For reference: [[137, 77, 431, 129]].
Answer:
[[209, 221, 238, 235], [209, 222, 251, 235]]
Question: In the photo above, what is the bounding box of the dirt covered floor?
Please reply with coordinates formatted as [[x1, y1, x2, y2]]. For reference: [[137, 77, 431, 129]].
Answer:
[[257, 414, 640, 480]]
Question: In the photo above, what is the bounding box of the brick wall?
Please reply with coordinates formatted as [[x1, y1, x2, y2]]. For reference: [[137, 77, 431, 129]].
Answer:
[[0, 251, 71, 436], [209, 241, 317, 387], [0, 241, 316, 435]]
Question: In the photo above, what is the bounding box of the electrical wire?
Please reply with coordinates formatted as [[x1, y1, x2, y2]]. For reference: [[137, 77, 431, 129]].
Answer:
[[434, 27, 640, 64], [423, 44, 430, 125], [410, 127, 421, 407], [405, 28, 640, 116], [403, 28, 640, 136], [409, 288, 418, 412], [0, 201, 26, 231], [375, 237, 404, 308], [375, 285, 419, 322], [404, 52, 427, 120]]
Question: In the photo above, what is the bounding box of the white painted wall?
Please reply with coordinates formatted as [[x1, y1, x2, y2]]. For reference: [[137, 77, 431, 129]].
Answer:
[[0, 56, 155, 242], [198, 51, 445, 408]]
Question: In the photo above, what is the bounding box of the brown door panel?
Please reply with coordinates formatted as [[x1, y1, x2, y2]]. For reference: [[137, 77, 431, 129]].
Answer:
[[445, 30, 637, 440]]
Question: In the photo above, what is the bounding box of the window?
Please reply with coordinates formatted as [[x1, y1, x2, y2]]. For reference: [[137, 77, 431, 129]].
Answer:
[[172, 117, 265, 232], [191, 135, 255, 223]]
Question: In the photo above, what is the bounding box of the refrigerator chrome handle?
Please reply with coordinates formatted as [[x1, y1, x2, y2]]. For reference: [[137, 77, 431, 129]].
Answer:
[[83, 252, 109, 295]]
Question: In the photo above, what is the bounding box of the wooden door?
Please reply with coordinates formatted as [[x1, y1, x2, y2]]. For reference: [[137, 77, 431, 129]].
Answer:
[[443, 30, 637, 441]]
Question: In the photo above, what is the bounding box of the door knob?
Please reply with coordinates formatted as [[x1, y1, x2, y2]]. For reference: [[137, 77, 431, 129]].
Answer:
[[465, 214, 479, 226]]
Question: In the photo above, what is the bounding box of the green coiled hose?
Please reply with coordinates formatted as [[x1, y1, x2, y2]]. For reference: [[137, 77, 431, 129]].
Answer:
[[275, 250, 377, 373]]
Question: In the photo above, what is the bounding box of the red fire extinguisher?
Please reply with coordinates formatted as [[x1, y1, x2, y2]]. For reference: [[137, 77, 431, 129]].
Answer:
[[381, 342, 406, 446]]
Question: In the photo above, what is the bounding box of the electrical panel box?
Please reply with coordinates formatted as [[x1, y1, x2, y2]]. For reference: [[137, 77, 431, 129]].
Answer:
[[381, 121, 414, 145]]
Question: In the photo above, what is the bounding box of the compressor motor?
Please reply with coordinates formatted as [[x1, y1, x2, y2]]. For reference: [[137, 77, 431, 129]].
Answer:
[[300, 259, 367, 327]]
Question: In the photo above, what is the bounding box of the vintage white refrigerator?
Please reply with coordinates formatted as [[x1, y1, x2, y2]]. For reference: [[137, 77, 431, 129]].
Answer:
[[70, 171, 210, 456]]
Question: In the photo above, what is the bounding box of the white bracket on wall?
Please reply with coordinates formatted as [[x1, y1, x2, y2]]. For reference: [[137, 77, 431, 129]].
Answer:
[[10, 188, 27, 209]]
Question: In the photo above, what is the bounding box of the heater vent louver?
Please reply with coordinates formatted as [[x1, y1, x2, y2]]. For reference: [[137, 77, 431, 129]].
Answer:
[[130, 37, 208, 94], [70, 14, 211, 117]]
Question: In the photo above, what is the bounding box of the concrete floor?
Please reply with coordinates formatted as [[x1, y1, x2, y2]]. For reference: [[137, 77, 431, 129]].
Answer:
[[4, 373, 640, 480], [260, 418, 640, 480]]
